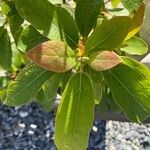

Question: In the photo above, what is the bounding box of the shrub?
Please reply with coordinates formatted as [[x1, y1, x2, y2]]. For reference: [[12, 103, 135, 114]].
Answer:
[[0, 0, 149, 149]]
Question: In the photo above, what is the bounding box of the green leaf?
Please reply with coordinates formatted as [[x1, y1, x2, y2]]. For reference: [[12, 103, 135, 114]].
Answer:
[[2, 0, 13, 16], [61, 4, 75, 17], [89, 51, 121, 71], [4, 63, 55, 106], [0, 89, 6, 102], [93, 83, 102, 104], [121, 0, 143, 13], [103, 57, 150, 122], [106, 93, 122, 113], [37, 74, 61, 112], [15, 0, 79, 49], [86, 16, 131, 53], [121, 36, 148, 55], [54, 73, 95, 150], [84, 65, 103, 84], [11, 42, 23, 71], [44, 74, 61, 101], [111, 0, 121, 7], [0, 26, 12, 70], [75, 0, 103, 37], [36, 73, 61, 113], [125, 3, 145, 40], [56, 6, 79, 48], [96, 96, 109, 114], [9, 14, 24, 42], [27, 40, 77, 73], [0, 76, 7, 102], [2, 1, 24, 42], [36, 87, 52, 112], [59, 71, 73, 94], [17, 25, 48, 53]]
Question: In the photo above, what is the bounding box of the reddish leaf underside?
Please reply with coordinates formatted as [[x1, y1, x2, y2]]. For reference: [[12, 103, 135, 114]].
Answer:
[[89, 51, 122, 71], [26, 40, 76, 73]]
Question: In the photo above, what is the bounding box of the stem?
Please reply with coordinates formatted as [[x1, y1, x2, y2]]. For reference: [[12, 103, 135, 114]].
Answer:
[[80, 57, 83, 73], [82, 37, 87, 45]]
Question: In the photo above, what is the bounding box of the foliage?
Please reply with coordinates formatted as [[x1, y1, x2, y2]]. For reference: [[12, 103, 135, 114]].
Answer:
[[0, 0, 149, 149]]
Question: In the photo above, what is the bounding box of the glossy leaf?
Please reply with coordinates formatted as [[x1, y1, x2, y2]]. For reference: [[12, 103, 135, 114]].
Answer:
[[126, 3, 145, 40], [0, 76, 7, 102], [93, 83, 102, 104], [56, 6, 79, 48], [11, 42, 23, 71], [0, 88, 6, 102], [36, 87, 52, 112], [44, 74, 61, 101], [96, 96, 109, 114], [36, 73, 61, 112], [55, 73, 95, 150], [9, 16, 23, 43], [17, 25, 48, 53], [84, 65, 103, 84], [106, 93, 122, 113], [89, 51, 121, 71], [61, 4, 74, 17], [0, 26, 12, 70], [121, 36, 148, 55], [5, 64, 55, 106], [59, 71, 72, 94], [121, 0, 143, 13], [15, 0, 79, 49], [86, 16, 131, 53], [103, 57, 150, 122], [75, 0, 103, 37], [2, 1, 24, 42], [27, 40, 77, 73]]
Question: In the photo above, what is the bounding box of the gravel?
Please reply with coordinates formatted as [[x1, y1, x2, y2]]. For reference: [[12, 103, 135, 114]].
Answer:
[[0, 102, 150, 150], [1, 1, 150, 149]]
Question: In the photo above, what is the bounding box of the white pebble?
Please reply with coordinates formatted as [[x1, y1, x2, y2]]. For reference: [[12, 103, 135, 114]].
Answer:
[[19, 111, 28, 118], [46, 130, 50, 138], [28, 130, 34, 135], [131, 143, 139, 150], [108, 144, 116, 150], [92, 126, 98, 132], [18, 123, 26, 128], [30, 124, 37, 129]]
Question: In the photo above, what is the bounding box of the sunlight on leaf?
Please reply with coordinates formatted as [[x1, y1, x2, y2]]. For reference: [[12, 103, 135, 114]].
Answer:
[[5, 64, 55, 106], [86, 16, 131, 53], [126, 3, 145, 40], [103, 57, 150, 123], [15, 0, 79, 49], [89, 51, 122, 71], [27, 40, 77, 73], [55, 73, 95, 150], [121, 36, 148, 55]]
